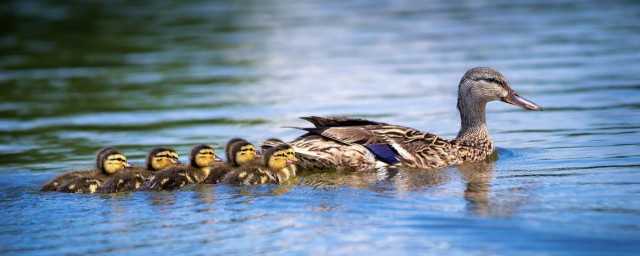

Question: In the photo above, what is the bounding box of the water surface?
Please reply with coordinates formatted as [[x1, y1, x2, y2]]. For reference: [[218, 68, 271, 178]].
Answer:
[[1, 0, 640, 255]]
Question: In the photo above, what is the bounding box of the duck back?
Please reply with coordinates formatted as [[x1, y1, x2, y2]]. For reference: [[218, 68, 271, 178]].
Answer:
[[145, 165, 209, 190], [99, 167, 151, 193]]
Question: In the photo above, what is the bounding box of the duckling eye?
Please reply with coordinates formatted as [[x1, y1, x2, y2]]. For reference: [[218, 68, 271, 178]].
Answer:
[[156, 154, 171, 158], [110, 158, 126, 162], [240, 147, 255, 152]]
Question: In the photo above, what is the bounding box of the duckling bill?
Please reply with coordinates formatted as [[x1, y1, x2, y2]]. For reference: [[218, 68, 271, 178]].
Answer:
[[40, 147, 130, 194]]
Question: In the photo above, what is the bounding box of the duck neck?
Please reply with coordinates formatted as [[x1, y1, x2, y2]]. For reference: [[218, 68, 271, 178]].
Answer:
[[456, 99, 491, 144]]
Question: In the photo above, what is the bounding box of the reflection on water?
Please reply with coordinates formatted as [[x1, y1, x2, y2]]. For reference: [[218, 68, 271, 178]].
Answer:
[[2, 0, 640, 254]]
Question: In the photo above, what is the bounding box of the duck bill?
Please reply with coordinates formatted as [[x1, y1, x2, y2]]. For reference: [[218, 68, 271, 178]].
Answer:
[[291, 157, 300, 163], [286, 159, 294, 165], [501, 89, 543, 111], [214, 157, 224, 163]]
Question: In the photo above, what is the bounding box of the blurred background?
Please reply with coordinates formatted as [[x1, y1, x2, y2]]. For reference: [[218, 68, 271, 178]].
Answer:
[[1, 0, 639, 255]]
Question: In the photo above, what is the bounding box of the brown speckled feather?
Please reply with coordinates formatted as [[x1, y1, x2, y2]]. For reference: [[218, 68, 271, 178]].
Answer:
[[145, 166, 210, 190], [99, 167, 149, 193], [289, 117, 495, 171], [222, 162, 277, 185], [54, 170, 108, 194], [221, 161, 294, 186], [41, 169, 107, 193], [204, 162, 236, 184]]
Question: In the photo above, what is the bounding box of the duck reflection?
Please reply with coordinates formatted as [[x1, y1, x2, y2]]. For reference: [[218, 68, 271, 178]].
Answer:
[[297, 151, 511, 217], [457, 152, 498, 216]]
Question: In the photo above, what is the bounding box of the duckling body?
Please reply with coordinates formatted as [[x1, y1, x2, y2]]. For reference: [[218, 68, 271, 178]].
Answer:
[[205, 163, 235, 184], [205, 139, 259, 184], [41, 148, 129, 193], [146, 165, 211, 190], [40, 169, 92, 192], [145, 145, 221, 190], [280, 67, 542, 171], [222, 162, 277, 185], [99, 169, 147, 193], [56, 171, 107, 194], [100, 148, 179, 193], [222, 144, 296, 185]]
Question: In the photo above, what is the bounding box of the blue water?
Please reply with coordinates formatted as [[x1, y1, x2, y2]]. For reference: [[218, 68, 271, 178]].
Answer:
[[2, 0, 640, 255]]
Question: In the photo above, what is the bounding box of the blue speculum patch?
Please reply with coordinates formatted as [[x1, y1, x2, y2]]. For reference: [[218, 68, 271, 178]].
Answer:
[[365, 144, 400, 164]]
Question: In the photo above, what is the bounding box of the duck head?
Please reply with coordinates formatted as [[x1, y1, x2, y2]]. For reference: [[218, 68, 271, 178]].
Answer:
[[228, 140, 257, 166], [458, 67, 542, 111], [189, 144, 223, 168], [263, 144, 296, 171], [97, 148, 129, 175], [146, 147, 180, 171]]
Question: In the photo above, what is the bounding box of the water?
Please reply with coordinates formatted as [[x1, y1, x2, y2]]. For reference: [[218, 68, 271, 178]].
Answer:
[[2, 0, 640, 254]]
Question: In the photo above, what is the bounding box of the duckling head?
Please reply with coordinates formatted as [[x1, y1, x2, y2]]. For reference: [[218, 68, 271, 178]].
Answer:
[[98, 149, 129, 175], [284, 146, 299, 163], [190, 144, 223, 168], [263, 144, 295, 171], [96, 147, 118, 158], [146, 147, 180, 171], [224, 138, 247, 163], [458, 67, 542, 111], [228, 140, 257, 166]]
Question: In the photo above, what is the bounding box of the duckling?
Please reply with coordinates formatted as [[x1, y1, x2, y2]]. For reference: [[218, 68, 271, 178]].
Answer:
[[40, 148, 130, 193], [99, 147, 180, 193], [41, 147, 115, 192], [225, 138, 248, 160], [145, 145, 222, 190], [205, 139, 259, 184], [260, 139, 299, 175], [222, 144, 296, 186]]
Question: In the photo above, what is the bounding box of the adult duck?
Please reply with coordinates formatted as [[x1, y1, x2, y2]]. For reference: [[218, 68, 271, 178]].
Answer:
[[281, 67, 543, 171]]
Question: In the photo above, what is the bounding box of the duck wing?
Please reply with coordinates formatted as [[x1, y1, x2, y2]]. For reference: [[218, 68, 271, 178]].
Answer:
[[297, 117, 459, 168], [301, 116, 387, 127]]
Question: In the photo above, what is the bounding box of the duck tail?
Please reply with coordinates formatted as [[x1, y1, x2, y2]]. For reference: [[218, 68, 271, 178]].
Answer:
[[260, 138, 286, 151]]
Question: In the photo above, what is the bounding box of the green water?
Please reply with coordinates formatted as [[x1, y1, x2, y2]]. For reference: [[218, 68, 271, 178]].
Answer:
[[2, 0, 640, 255]]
